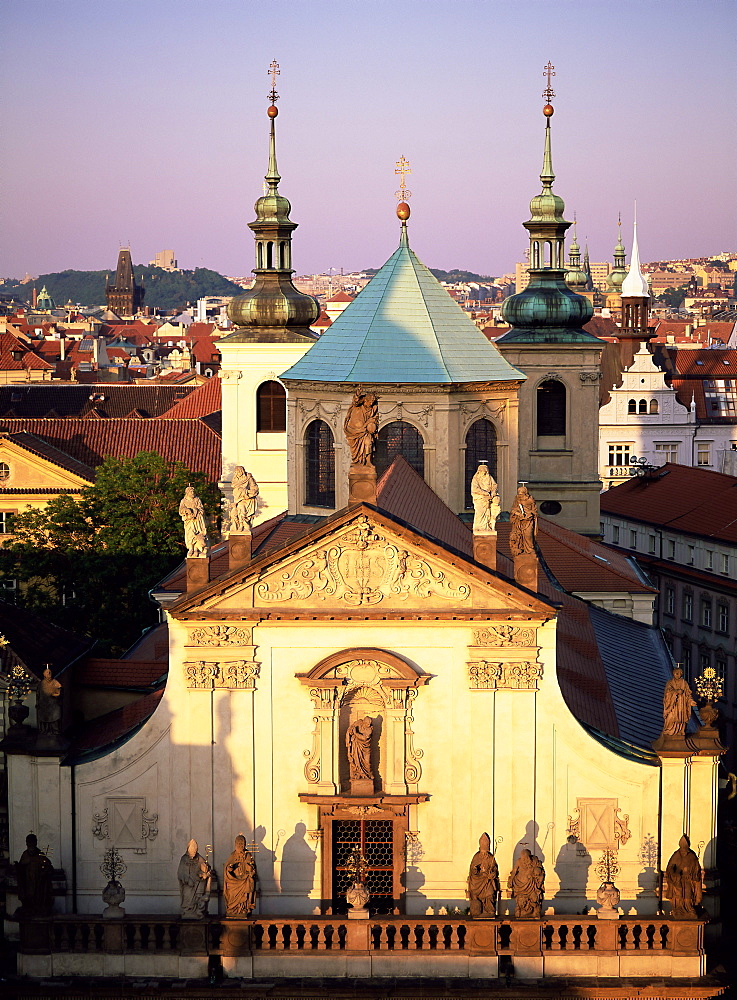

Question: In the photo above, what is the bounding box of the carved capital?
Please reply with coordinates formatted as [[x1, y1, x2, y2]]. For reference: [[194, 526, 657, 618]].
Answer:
[[184, 660, 260, 690], [579, 371, 602, 384], [497, 661, 542, 689], [467, 660, 502, 690]]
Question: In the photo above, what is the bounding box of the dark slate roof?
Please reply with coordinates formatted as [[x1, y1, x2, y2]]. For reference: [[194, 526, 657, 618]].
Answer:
[[588, 602, 674, 748], [0, 384, 196, 419]]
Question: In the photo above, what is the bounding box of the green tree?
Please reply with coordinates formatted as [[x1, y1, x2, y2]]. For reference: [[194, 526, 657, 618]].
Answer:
[[656, 285, 689, 309], [0, 452, 221, 655]]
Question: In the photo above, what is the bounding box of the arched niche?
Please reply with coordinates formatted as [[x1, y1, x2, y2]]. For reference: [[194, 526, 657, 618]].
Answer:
[[297, 649, 430, 798]]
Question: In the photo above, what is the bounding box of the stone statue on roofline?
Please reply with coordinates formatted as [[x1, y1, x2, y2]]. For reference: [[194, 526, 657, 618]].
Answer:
[[471, 462, 501, 535], [37, 667, 62, 736], [229, 466, 260, 533], [179, 486, 209, 558], [653, 665, 696, 751]]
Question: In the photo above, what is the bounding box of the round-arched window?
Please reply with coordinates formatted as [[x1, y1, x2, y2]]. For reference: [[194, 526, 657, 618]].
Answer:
[[465, 419, 497, 509], [257, 380, 286, 432], [305, 420, 335, 507], [375, 421, 424, 479]]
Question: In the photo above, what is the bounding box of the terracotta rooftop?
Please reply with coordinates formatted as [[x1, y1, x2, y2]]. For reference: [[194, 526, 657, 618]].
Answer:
[[601, 463, 737, 544], [0, 331, 54, 371], [161, 376, 221, 418], [0, 417, 222, 480], [64, 688, 164, 762], [73, 658, 166, 689]]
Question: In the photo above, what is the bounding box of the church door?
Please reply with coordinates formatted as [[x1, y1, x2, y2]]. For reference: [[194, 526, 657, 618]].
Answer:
[[331, 818, 395, 913]]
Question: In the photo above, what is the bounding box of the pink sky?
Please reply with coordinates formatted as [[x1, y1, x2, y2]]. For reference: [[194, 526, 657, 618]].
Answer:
[[2, 0, 735, 281]]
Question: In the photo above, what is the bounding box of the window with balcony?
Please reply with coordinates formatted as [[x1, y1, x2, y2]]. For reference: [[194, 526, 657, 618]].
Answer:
[[608, 444, 631, 467]]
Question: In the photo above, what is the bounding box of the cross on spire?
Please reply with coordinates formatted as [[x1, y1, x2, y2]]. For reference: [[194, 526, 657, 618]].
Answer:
[[542, 61, 556, 102], [268, 59, 280, 103], [394, 155, 412, 201]]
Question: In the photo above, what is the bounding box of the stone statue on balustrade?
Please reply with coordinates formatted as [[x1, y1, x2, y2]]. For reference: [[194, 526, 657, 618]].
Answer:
[[665, 835, 702, 918], [653, 666, 697, 751], [37, 667, 62, 737], [224, 835, 258, 917], [16, 833, 54, 917], [467, 833, 500, 917], [177, 839, 213, 919], [471, 463, 501, 535], [508, 849, 545, 919], [229, 466, 260, 534], [179, 486, 209, 558]]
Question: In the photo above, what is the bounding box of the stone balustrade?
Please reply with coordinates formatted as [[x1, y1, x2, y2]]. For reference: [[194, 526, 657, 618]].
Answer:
[[16, 915, 706, 980]]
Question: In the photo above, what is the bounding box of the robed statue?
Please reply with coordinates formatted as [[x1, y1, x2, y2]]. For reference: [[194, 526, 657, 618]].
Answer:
[[346, 717, 373, 780], [37, 667, 62, 736], [16, 834, 54, 917], [230, 467, 259, 533], [470, 463, 501, 534], [177, 839, 212, 919], [223, 834, 258, 917], [661, 667, 696, 739], [467, 833, 500, 917], [509, 485, 537, 556], [179, 486, 209, 558], [344, 391, 378, 466], [508, 848, 545, 918], [665, 835, 702, 918]]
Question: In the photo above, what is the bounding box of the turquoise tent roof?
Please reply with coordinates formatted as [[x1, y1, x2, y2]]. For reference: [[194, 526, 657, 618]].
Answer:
[[281, 229, 525, 385]]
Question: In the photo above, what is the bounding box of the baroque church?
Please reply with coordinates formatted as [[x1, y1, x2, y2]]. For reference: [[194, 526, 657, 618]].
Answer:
[[2, 70, 726, 993]]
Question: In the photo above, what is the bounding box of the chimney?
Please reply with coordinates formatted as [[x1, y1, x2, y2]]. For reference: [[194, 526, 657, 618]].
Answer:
[[32, 287, 38, 308], [59, 337, 66, 361]]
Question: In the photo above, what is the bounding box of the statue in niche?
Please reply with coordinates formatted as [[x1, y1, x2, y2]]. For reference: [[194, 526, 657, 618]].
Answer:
[[467, 833, 500, 917], [16, 833, 54, 917], [509, 485, 537, 556], [665, 835, 702, 918], [179, 486, 209, 558], [224, 834, 258, 917], [230, 466, 259, 533], [344, 391, 378, 465], [37, 667, 62, 736], [471, 462, 501, 534], [661, 667, 696, 739], [346, 717, 373, 780], [508, 848, 545, 918], [177, 839, 213, 919]]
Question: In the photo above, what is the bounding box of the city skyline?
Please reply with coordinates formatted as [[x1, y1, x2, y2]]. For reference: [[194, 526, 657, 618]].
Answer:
[[2, 0, 735, 281]]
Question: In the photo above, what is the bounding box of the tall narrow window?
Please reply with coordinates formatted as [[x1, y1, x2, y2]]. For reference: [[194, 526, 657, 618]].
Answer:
[[266, 241, 274, 268], [305, 420, 335, 507], [537, 380, 566, 437], [465, 419, 497, 508], [257, 380, 286, 432], [628, 399, 637, 414], [375, 421, 424, 479], [638, 399, 647, 414], [649, 399, 659, 414]]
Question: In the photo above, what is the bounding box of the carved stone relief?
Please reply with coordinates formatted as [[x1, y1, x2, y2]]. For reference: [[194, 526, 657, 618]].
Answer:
[[184, 660, 260, 690], [467, 660, 543, 690], [579, 371, 602, 383], [92, 798, 158, 850], [188, 625, 253, 646], [257, 516, 470, 607], [473, 625, 536, 647], [567, 800, 631, 850]]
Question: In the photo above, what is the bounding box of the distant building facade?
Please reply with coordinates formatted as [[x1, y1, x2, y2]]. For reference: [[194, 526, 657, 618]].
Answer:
[[106, 248, 144, 317]]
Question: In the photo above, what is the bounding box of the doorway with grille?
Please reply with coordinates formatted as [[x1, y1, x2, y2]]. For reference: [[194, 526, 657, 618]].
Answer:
[[332, 818, 394, 913]]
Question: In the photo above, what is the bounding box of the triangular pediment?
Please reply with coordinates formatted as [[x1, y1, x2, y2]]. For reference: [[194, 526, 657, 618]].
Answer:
[[173, 508, 553, 617]]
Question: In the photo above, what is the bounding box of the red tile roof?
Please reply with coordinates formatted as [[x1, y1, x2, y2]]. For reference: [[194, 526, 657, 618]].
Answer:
[[65, 688, 164, 758], [0, 417, 221, 480], [672, 347, 737, 376], [161, 376, 221, 417], [0, 331, 54, 371], [73, 658, 166, 689], [601, 463, 737, 543]]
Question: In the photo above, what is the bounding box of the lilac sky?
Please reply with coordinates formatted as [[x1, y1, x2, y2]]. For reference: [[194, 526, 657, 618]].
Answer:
[[2, 0, 735, 280]]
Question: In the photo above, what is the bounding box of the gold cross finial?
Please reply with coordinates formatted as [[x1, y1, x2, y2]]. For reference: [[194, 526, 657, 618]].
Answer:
[[542, 61, 556, 103], [394, 155, 412, 201], [268, 60, 280, 103]]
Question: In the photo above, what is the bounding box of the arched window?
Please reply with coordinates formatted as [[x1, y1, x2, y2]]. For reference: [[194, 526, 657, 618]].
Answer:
[[279, 241, 288, 269], [638, 399, 647, 414], [465, 419, 497, 509], [628, 399, 637, 414], [532, 242, 540, 268], [537, 379, 566, 437], [257, 380, 286, 432], [650, 399, 659, 414], [544, 241, 552, 267], [266, 241, 274, 269], [375, 421, 424, 479], [257, 243, 264, 269], [305, 420, 335, 507]]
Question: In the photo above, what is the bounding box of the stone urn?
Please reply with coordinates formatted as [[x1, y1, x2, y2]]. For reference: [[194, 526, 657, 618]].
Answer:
[[102, 879, 126, 918], [346, 881, 370, 919], [595, 881, 620, 919]]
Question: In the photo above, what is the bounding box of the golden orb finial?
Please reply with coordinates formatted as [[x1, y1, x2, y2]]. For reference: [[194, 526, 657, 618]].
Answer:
[[543, 103, 554, 117], [267, 105, 278, 118], [397, 202, 410, 221]]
